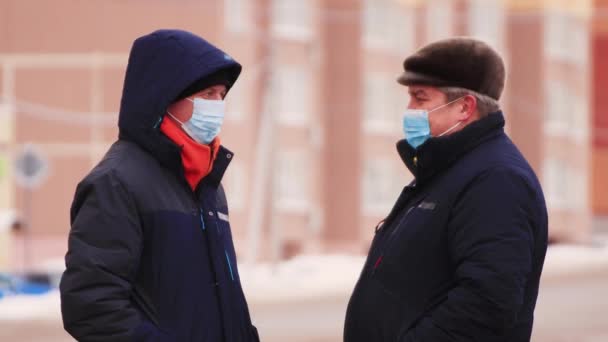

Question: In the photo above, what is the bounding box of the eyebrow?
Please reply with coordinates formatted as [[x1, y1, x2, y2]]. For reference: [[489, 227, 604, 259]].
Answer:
[[409, 89, 428, 98]]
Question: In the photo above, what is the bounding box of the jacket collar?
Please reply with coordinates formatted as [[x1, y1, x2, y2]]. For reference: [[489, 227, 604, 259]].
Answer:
[[119, 129, 233, 189], [397, 111, 505, 185], [201, 146, 233, 188]]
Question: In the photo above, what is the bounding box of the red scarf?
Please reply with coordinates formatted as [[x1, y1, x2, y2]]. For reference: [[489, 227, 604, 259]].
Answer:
[[160, 117, 220, 191]]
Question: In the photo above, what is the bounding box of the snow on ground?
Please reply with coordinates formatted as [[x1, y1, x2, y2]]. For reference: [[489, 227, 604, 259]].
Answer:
[[2, 243, 608, 319], [542, 243, 608, 280], [239, 255, 365, 303], [0, 290, 60, 321], [240, 243, 608, 301]]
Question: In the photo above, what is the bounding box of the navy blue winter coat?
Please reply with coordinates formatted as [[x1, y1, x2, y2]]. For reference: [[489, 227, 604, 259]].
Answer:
[[345, 112, 548, 342], [60, 29, 259, 342]]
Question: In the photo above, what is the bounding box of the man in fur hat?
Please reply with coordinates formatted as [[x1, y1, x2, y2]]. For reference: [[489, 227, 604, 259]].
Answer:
[[345, 37, 548, 342]]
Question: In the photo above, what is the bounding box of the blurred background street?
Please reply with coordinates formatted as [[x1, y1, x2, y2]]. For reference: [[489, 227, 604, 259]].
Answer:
[[3, 246, 608, 341], [0, 0, 607, 340]]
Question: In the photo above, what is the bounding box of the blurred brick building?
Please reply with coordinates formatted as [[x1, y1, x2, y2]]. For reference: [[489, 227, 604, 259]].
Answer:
[[0, 0, 606, 269]]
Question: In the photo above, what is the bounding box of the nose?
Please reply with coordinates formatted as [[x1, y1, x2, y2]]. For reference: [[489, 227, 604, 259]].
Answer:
[[407, 99, 419, 110]]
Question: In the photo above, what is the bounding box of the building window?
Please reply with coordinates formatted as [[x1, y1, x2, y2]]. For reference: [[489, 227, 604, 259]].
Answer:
[[274, 150, 310, 213], [224, 0, 253, 33], [544, 79, 569, 136], [362, 158, 412, 216], [363, 0, 415, 55], [273, 65, 312, 126], [543, 158, 587, 211], [543, 158, 567, 210], [544, 11, 589, 66], [271, 0, 314, 40], [544, 78, 589, 141], [426, 0, 453, 42], [571, 93, 590, 141], [362, 71, 407, 135], [223, 160, 246, 211], [569, 18, 590, 66], [225, 73, 248, 123], [467, 0, 505, 52], [545, 11, 568, 61]]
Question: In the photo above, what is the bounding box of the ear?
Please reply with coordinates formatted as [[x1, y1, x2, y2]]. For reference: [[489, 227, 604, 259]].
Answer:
[[460, 94, 477, 120]]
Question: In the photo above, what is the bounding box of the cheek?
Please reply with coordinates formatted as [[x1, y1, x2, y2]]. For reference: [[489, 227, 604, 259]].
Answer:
[[167, 101, 193, 122], [427, 112, 446, 136]]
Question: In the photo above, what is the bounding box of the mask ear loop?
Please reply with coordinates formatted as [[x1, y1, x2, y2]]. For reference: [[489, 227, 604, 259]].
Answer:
[[437, 121, 462, 137], [432, 96, 468, 137], [165, 97, 197, 125], [166, 111, 184, 125], [427, 95, 467, 114]]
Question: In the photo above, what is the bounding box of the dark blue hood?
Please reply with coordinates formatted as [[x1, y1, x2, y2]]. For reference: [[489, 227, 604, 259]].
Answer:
[[117, 29, 241, 171]]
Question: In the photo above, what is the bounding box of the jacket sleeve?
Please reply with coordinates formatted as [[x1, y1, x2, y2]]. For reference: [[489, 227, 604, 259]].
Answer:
[[401, 169, 537, 342], [60, 172, 163, 342]]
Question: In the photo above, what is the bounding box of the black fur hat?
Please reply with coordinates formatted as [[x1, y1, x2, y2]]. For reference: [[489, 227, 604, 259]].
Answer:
[[397, 37, 505, 101]]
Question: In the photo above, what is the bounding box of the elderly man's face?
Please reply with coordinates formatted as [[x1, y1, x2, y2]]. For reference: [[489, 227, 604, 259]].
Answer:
[[407, 85, 466, 137]]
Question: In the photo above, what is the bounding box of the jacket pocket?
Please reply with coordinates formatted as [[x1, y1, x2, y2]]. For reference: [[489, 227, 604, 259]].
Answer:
[[132, 319, 174, 342], [396, 280, 454, 339]]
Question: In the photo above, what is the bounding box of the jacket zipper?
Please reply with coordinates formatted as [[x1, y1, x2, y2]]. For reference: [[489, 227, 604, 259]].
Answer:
[[215, 221, 235, 282], [191, 184, 221, 287], [199, 208, 206, 231], [372, 204, 417, 274]]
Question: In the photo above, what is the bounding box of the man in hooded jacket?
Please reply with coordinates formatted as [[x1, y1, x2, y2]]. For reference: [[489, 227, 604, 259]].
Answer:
[[60, 29, 259, 342]]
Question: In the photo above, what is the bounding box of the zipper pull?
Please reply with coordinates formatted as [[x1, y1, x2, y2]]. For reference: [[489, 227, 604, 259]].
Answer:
[[225, 250, 235, 281], [199, 209, 206, 231], [372, 255, 384, 274]]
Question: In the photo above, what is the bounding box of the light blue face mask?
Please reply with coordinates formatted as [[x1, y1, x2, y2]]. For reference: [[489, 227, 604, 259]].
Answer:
[[402, 97, 465, 149], [168, 98, 226, 145]]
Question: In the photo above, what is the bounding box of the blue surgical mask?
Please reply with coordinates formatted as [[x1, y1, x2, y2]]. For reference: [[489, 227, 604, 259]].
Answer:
[[402, 109, 431, 149], [168, 98, 225, 145], [402, 97, 465, 149]]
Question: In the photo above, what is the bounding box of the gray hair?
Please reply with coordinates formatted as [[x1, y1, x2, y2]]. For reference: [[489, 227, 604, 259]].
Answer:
[[438, 87, 500, 117]]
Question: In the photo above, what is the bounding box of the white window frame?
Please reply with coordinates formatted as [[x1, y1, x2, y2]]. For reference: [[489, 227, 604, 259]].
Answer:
[[544, 11, 569, 62], [271, 0, 314, 41], [224, 0, 253, 34], [361, 157, 412, 216], [569, 18, 589, 66], [543, 158, 568, 210], [274, 149, 310, 213], [362, 0, 415, 55], [225, 74, 248, 123], [426, 0, 453, 42], [544, 11, 590, 66], [542, 158, 587, 211], [362, 71, 406, 136], [467, 0, 506, 53], [544, 78, 569, 138], [544, 78, 589, 142], [273, 65, 312, 127]]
